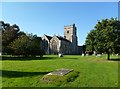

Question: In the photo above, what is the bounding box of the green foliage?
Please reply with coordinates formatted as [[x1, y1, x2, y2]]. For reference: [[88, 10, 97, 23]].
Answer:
[[1, 21, 25, 54], [85, 30, 97, 52], [10, 35, 30, 56], [1, 21, 44, 56], [28, 34, 44, 56], [2, 25, 19, 46], [10, 34, 43, 57], [85, 18, 120, 59]]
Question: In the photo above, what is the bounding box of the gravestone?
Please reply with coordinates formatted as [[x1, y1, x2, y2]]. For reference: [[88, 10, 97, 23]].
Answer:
[[97, 54, 101, 58], [58, 53, 63, 57], [93, 51, 96, 55], [82, 53, 85, 56], [47, 68, 73, 76]]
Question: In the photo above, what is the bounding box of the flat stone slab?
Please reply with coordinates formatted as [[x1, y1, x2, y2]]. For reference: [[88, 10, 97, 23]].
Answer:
[[47, 68, 73, 76]]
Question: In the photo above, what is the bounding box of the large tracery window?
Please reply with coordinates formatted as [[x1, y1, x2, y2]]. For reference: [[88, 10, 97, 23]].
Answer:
[[51, 40, 57, 54], [43, 39, 48, 52]]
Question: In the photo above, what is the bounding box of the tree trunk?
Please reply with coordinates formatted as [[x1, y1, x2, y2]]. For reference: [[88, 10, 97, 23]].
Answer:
[[107, 52, 110, 60]]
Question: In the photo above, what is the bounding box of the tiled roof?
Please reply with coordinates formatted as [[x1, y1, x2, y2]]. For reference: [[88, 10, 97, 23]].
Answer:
[[56, 36, 71, 43]]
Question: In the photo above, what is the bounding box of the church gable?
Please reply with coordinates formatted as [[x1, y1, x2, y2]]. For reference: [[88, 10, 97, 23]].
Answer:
[[50, 35, 61, 54], [42, 34, 52, 42], [50, 35, 60, 43], [42, 34, 52, 54]]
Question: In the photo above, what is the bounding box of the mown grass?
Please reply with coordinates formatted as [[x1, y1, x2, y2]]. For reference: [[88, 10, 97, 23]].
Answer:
[[0, 55, 119, 87]]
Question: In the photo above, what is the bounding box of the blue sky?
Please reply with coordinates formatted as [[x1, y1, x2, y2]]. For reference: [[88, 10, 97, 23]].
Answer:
[[2, 2, 118, 45]]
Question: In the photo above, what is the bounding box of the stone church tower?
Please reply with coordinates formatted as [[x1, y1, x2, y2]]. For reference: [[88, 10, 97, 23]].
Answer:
[[64, 24, 78, 53]]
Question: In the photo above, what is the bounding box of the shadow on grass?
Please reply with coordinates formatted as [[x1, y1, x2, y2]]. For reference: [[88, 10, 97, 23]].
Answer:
[[62, 57, 78, 60], [2, 56, 58, 61], [2, 56, 79, 61], [1, 70, 50, 78], [109, 58, 120, 61]]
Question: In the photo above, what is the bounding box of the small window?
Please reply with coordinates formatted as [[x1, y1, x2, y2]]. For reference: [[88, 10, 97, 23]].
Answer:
[[67, 31, 69, 33]]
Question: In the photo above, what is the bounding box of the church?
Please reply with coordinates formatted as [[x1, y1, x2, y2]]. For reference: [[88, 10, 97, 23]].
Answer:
[[42, 24, 83, 55]]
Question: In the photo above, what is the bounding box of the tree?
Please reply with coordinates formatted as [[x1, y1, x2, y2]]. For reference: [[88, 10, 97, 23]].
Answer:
[[2, 25, 19, 46], [27, 34, 44, 56], [1, 21, 26, 54], [1, 22, 20, 54], [1, 21, 44, 57], [85, 30, 97, 52], [85, 18, 120, 60], [10, 35, 31, 56], [10, 34, 44, 57]]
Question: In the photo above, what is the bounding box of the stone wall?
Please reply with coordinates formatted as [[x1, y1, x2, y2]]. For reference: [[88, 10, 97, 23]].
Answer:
[[50, 35, 60, 54]]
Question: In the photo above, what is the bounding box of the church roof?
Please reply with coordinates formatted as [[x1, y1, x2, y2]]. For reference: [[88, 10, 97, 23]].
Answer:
[[45, 35, 52, 40], [56, 36, 71, 43]]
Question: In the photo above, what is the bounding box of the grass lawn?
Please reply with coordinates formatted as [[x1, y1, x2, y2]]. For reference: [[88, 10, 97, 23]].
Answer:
[[0, 55, 119, 87]]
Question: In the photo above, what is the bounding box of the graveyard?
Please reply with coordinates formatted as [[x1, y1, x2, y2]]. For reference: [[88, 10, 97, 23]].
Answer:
[[1, 54, 119, 87], [1, 1, 120, 88]]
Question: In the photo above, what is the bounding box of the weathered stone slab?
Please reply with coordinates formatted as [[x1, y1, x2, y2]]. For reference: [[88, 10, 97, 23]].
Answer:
[[47, 68, 73, 76]]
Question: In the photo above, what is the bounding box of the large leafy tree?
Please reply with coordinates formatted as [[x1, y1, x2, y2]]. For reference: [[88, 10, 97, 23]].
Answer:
[[85, 29, 97, 52], [27, 34, 44, 56], [10, 34, 43, 57], [1, 21, 26, 54], [2, 24, 20, 46], [1, 21, 19, 54], [85, 18, 120, 60], [10, 35, 30, 56]]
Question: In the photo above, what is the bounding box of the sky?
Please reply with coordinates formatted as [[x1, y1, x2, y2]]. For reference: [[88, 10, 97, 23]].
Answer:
[[2, 2, 118, 45], [1, 0, 119, 2]]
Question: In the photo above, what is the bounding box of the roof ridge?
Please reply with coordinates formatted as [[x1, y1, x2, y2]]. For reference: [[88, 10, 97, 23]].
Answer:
[[56, 36, 71, 43], [45, 34, 52, 40]]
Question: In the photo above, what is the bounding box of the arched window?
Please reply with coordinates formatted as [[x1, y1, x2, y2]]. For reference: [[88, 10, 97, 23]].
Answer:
[[51, 40, 57, 54], [67, 31, 69, 33], [43, 39, 48, 52]]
